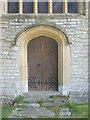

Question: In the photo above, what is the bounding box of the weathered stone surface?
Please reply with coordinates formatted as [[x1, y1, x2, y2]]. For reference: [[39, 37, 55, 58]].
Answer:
[[60, 111, 71, 117], [42, 102, 56, 107], [19, 103, 40, 108], [11, 107, 55, 118], [24, 91, 61, 98], [60, 108, 71, 117], [23, 98, 40, 103], [69, 97, 88, 103], [54, 98, 67, 104], [2, 96, 15, 106], [9, 92, 89, 118], [1, 11, 88, 100]]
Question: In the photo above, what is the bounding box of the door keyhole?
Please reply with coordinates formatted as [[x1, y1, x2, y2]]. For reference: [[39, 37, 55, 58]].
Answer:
[[38, 63, 40, 68]]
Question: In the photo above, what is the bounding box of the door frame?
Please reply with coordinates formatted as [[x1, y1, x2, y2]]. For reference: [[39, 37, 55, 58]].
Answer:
[[16, 25, 71, 96]]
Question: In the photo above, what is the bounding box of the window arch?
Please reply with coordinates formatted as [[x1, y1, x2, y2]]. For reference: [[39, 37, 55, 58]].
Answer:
[[6, 0, 86, 15]]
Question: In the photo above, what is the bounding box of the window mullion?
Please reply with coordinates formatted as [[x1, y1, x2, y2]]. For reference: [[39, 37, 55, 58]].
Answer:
[[5, 0, 8, 14], [19, 0, 23, 14], [85, 2, 88, 16], [34, 0, 38, 14], [78, 1, 85, 15], [48, 0, 52, 14], [63, 0, 67, 14]]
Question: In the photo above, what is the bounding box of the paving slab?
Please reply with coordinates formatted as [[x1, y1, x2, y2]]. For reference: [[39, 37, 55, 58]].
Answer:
[[23, 91, 61, 98], [23, 97, 42, 102], [9, 92, 71, 118], [54, 98, 67, 104], [42, 98, 66, 107], [19, 103, 40, 108], [69, 97, 88, 103], [60, 107, 71, 117], [42, 102, 56, 107], [11, 107, 55, 118]]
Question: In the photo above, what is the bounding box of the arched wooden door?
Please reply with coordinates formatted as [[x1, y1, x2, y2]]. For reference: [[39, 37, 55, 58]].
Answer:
[[27, 36, 58, 91]]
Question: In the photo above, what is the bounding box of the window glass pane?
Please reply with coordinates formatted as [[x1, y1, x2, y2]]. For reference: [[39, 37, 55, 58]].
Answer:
[[8, 0, 19, 13], [23, 0, 33, 13], [38, 1, 48, 13], [53, 1, 63, 13], [68, 2, 78, 13]]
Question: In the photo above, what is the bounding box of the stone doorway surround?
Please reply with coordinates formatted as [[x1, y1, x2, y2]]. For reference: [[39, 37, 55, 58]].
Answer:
[[16, 25, 71, 96]]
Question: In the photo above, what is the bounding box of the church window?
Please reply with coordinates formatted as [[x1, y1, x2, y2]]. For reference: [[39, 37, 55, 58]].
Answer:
[[8, 0, 19, 13], [6, 0, 85, 15]]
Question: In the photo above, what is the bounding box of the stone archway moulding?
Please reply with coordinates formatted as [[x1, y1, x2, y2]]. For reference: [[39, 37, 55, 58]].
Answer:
[[16, 25, 71, 96]]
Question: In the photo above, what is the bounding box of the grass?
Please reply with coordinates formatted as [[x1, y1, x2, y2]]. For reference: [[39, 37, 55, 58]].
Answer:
[[36, 98, 55, 107], [37, 98, 55, 107], [1, 95, 89, 119], [2, 95, 24, 118], [50, 95, 61, 98], [66, 102, 88, 118], [40, 116, 53, 118], [22, 101, 31, 104], [46, 102, 88, 118], [46, 105, 60, 118], [49, 95, 68, 99], [2, 102, 88, 119], [15, 95, 24, 104], [2, 105, 16, 118], [0, 106, 2, 119], [38, 100, 43, 107]]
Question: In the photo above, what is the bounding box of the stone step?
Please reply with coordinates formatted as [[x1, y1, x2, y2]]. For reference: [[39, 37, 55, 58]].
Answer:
[[18, 103, 40, 108], [9, 92, 70, 118], [10, 107, 55, 118], [23, 91, 61, 98], [22, 91, 62, 103]]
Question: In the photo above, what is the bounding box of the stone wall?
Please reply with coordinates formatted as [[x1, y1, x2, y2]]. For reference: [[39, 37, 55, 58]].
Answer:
[[1, 14, 88, 100], [88, 2, 90, 102], [0, 0, 2, 97]]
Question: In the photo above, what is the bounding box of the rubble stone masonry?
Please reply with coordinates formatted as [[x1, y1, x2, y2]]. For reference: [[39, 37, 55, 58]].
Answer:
[[0, 6, 88, 101]]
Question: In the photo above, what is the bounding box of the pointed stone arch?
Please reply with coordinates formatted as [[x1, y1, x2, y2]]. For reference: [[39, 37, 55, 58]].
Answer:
[[16, 25, 71, 95]]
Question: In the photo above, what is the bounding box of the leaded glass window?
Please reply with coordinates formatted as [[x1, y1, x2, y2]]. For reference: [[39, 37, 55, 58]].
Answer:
[[38, 0, 48, 13], [8, 0, 19, 13], [53, 1, 63, 13], [68, 1, 78, 13], [23, 0, 33, 13]]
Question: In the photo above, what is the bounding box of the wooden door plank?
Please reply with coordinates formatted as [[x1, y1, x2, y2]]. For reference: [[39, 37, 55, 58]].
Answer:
[[27, 37, 42, 91]]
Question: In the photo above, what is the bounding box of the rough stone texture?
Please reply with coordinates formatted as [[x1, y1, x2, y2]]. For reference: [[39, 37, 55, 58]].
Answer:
[[69, 96, 88, 103], [10, 107, 55, 118], [18, 103, 40, 108], [24, 91, 61, 99], [0, 4, 2, 118], [0, 7, 88, 101], [88, 2, 90, 103], [0, 13, 2, 97], [60, 107, 71, 118], [23, 91, 61, 102], [9, 92, 70, 118], [9, 92, 89, 118]]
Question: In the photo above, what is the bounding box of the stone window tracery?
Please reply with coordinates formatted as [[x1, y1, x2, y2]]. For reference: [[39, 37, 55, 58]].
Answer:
[[6, 0, 86, 15]]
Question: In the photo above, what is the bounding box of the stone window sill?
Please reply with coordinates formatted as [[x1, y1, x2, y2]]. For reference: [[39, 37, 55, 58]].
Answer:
[[2, 13, 86, 17]]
